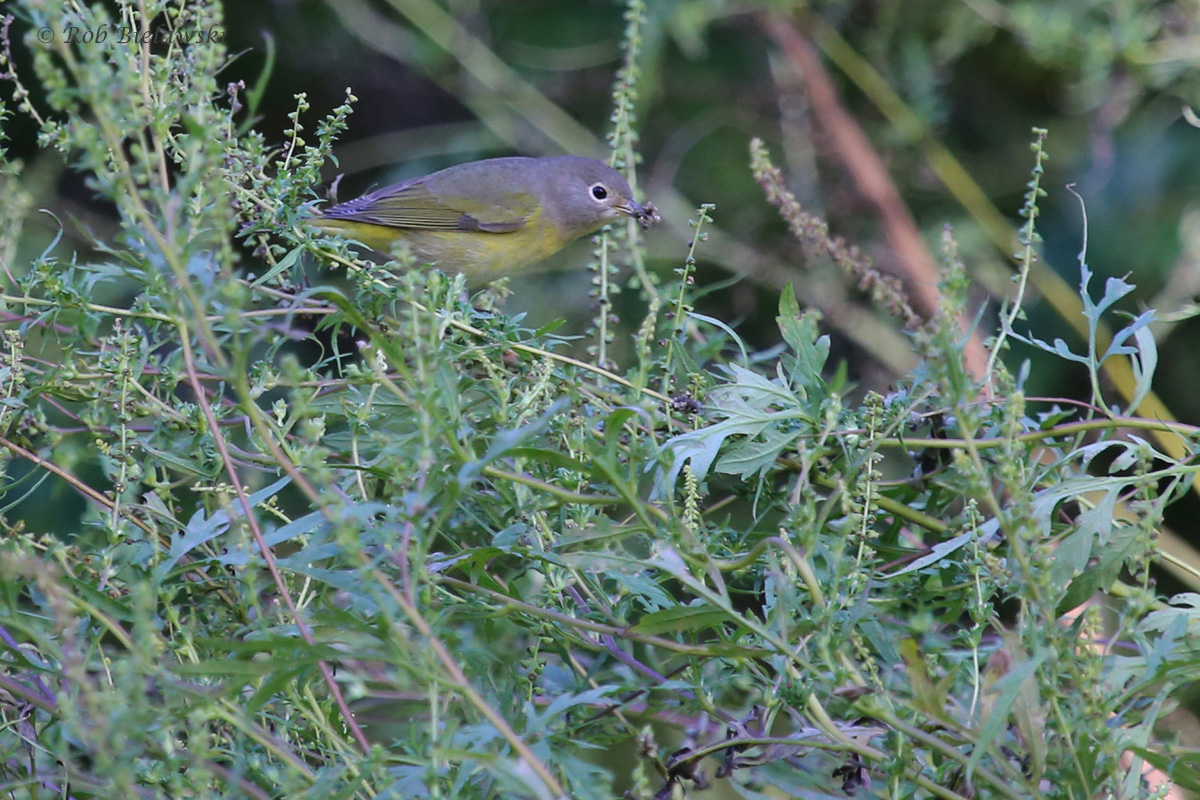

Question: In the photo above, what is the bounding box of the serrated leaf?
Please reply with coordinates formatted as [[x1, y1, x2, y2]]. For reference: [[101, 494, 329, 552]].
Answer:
[[158, 476, 291, 576], [776, 285, 829, 395], [714, 427, 794, 479], [654, 414, 770, 497], [1055, 522, 1140, 616]]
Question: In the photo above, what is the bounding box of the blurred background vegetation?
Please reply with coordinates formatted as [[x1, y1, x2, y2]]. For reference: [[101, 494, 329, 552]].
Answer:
[[6, 0, 1200, 796]]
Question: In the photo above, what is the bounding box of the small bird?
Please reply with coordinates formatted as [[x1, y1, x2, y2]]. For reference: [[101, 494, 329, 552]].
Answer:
[[309, 155, 660, 279]]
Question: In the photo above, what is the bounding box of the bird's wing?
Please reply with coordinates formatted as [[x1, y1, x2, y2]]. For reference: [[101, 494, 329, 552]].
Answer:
[[320, 178, 537, 233]]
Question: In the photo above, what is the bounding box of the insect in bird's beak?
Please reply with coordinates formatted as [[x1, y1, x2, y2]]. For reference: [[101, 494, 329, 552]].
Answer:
[[618, 199, 662, 231]]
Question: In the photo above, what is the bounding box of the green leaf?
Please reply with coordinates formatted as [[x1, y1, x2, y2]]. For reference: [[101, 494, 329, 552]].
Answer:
[[968, 650, 1047, 779], [1127, 747, 1200, 793], [527, 685, 618, 731], [880, 529, 979, 580], [157, 476, 291, 576], [457, 399, 568, 487], [776, 287, 829, 395], [629, 603, 728, 635]]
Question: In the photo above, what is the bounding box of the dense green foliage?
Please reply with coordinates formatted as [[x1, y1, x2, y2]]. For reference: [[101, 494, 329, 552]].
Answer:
[[2, 1, 1200, 799]]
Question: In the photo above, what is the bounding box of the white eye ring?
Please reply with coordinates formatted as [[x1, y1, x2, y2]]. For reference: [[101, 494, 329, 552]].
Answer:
[[590, 184, 609, 201]]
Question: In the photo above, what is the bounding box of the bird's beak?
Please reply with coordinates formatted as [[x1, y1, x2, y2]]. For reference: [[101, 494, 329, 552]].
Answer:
[[617, 199, 661, 231], [617, 198, 646, 217]]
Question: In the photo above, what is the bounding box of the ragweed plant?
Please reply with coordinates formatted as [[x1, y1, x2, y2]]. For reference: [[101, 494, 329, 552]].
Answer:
[[0, 2, 1198, 800]]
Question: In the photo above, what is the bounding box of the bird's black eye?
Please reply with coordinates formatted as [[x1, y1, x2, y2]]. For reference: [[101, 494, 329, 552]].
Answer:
[[591, 184, 608, 200]]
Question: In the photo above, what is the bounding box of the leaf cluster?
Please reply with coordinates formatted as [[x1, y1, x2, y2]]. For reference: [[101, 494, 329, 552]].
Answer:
[[0, 2, 1198, 800]]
